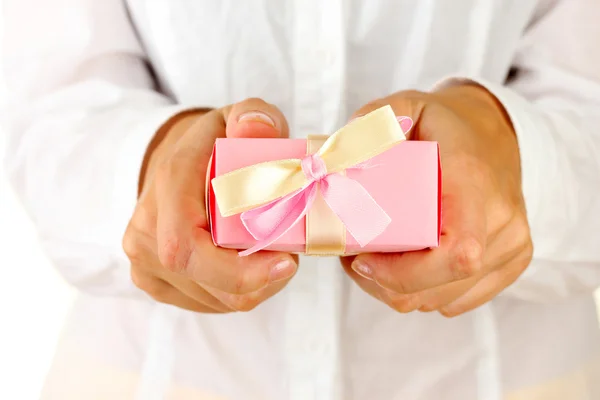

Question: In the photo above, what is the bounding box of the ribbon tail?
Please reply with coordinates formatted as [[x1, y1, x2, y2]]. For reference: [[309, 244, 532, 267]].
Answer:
[[321, 174, 391, 247], [239, 183, 318, 256]]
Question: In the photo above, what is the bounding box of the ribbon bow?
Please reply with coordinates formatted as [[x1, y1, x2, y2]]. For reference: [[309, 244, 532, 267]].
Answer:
[[212, 105, 408, 256]]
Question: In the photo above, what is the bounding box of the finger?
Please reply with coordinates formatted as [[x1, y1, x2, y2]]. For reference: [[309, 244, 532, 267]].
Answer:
[[416, 225, 531, 312], [126, 207, 234, 313], [153, 109, 226, 232], [439, 251, 530, 317], [154, 99, 296, 294], [155, 204, 297, 294], [412, 235, 508, 312], [148, 266, 234, 313], [351, 232, 485, 295], [350, 96, 421, 138], [154, 98, 288, 230], [350, 92, 428, 122], [124, 216, 232, 313], [127, 214, 284, 312], [341, 257, 422, 313], [203, 279, 290, 312], [131, 267, 222, 313], [351, 155, 488, 294], [171, 280, 233, 313], [480, 211, 532, 270], [157, 98, 285, 219], [417, 277, 478, 312], [342, 246, 474, 313], [225, 98, 289, 139], [342, 259, 389, 304]]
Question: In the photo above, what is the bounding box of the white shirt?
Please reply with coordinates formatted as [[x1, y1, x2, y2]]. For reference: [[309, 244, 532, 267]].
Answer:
[[4, 0, 600, 399]]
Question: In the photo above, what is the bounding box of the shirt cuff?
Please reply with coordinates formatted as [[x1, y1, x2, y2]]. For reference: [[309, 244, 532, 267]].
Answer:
[[432, 77, 554, 227]]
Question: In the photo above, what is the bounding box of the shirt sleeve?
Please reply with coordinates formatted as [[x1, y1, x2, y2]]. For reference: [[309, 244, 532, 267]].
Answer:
[[2, 0, 192, 297], [436, 0, 600, 302]]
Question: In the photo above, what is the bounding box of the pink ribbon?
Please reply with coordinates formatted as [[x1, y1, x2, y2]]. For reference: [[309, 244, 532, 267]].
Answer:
[[238, 153, 391, 256]]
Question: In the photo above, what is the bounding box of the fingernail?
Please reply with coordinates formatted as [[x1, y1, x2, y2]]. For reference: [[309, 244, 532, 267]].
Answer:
[[269, 259, 296, 283], [396, 116, 414, 134], [238, 111, 276, 127], [351, 260, 374, 281]]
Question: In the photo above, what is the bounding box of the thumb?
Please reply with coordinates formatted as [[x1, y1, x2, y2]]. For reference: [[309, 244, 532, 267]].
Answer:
[[349, 95, 427, 139], [225, 98, 290, 139], [350, 106, 415, 139]]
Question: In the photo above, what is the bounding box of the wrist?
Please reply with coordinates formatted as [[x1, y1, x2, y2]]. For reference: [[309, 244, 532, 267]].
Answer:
[[138, 108, 210, 195]]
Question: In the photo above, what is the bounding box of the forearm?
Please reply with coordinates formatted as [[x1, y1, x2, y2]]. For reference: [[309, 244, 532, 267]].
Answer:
[[503, 97, 600, 301], [452, 78, 600, 301], [4, 82, 194, 296]]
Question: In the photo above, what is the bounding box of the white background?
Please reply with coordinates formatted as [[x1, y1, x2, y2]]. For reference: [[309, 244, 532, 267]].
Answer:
[[0, 7, 599, 400], [0, 147, 75, 399], [0, 7, 74, 398]]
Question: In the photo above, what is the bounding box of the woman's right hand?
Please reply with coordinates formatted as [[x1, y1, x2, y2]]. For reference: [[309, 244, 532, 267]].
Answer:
[[123, 99, 298, 313]]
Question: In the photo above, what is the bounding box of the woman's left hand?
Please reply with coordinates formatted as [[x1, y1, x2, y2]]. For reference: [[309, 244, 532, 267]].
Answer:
[[341, 84, 533, 317]]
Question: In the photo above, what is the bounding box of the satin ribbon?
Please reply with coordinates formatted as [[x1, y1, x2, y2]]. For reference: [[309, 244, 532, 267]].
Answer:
[[211, 105, 407, 256], [304, 136, 347, 256]]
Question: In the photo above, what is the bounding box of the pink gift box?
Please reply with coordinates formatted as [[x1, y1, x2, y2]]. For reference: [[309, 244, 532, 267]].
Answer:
[[208, 138, 441, 254]]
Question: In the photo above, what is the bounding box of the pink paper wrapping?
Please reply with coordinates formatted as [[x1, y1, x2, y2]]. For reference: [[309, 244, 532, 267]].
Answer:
[[208, 138, 441, 254]]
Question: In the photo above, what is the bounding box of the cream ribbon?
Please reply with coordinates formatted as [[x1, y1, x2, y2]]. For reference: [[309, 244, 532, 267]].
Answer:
[[211, 105, 406, 254]]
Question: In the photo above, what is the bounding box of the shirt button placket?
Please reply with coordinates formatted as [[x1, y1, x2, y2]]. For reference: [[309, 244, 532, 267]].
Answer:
[[287, 1, 330, 400], [287, 1, 346, 400]]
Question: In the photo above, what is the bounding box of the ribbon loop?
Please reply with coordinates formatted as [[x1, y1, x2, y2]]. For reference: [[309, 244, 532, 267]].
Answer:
[[211, 105, 410, 256]]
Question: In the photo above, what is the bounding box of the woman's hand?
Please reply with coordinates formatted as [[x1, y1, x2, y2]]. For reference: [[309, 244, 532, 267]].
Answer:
[[342, 85, 533, 317], [123, 99, 298, 312]]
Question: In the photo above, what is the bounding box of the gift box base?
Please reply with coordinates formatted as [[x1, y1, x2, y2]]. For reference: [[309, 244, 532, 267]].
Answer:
[[208, 138, 441, 254]]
